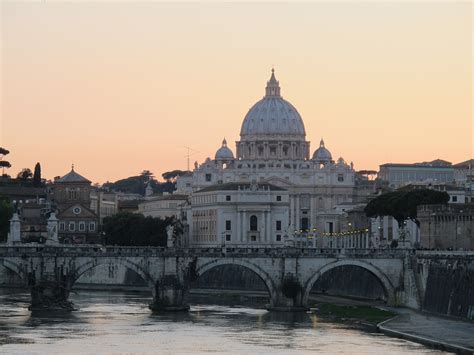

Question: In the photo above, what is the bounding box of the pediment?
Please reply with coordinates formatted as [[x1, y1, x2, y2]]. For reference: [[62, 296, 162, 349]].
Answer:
[[58, 204, 98, 219]]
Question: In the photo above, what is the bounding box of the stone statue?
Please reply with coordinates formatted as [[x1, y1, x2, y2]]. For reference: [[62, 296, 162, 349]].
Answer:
[[7, 213, 21, 245], [46, 213, 59, 245], [166, 225, 175, 248]]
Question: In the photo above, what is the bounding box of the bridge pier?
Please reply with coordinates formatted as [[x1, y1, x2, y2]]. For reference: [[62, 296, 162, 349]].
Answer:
[[28, 272, 76, 312], [267, 276, 309, 312], [149, 275, 190, 312]]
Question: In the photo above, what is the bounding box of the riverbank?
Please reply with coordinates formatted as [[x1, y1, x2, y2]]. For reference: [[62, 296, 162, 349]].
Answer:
[[309, 294, 474, 354], [377, 309, 474, 355], [310, 302, 396, 330]]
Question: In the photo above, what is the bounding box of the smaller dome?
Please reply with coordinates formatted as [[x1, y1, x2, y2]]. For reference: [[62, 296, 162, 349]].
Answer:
[[312, 139, 332, 162], [215, 138, 234, 160]]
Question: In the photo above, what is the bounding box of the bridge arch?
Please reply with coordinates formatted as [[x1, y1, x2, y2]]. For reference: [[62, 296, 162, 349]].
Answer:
[[196, 259, 278, 306], [0, 258, 26, 281], [71, 258, 156, 289], [303, 259, 395, 305]]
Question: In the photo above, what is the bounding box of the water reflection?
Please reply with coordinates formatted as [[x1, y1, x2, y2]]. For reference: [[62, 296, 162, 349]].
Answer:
[[0, 289, 449, 354]]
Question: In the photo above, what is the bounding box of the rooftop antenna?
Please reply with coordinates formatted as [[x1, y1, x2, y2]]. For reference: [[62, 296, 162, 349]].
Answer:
[[184, 146, 199, 171]]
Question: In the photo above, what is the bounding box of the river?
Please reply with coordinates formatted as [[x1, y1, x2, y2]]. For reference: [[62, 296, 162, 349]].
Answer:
[[0, 290, 449, 354]]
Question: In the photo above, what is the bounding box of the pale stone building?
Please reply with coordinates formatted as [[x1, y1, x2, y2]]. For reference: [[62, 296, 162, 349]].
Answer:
[[90, 190, 118, 223], [138, 194, 188, 219], [378, 160, 454, 189], [187, 182, 289, 247], [177, 70, 357, 246], [417, 204, 473, 250]]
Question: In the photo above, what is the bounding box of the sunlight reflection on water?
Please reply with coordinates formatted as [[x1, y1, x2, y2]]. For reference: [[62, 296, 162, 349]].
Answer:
[[0, 290, 450, 354]]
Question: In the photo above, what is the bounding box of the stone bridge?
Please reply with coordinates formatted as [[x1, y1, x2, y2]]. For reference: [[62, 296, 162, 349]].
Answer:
[[0, 246, 416, 312]]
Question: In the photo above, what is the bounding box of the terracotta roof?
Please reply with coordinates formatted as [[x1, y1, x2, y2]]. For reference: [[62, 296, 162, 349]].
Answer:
[[453, 159, 474, 169], [380, 163, 453, 169], [0, 186, 47, 198], [56, 168, 91, 183]]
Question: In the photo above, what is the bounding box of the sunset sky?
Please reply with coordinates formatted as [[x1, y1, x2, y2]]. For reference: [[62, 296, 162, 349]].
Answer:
[[1, 2, 472, 184]]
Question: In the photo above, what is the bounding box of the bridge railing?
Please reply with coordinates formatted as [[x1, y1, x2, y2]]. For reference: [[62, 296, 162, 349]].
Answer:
[[0, 244, 409, 258], [415, 250, 474, 258]]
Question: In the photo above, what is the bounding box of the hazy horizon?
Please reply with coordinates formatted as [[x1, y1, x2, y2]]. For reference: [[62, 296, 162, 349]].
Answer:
[[1, 2, 472, 184]]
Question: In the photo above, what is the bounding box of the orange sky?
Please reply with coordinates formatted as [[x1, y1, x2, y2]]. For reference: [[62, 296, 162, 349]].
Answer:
[[1, 2, 472, 184]]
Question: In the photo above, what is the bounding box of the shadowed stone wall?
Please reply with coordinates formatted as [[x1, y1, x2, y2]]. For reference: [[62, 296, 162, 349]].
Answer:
[[423, 259, 474, 318], [310, 265, 387, 301], [194, 264, 267, 291]]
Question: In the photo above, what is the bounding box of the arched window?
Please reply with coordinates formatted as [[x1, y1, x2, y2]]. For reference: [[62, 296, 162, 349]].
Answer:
[[250, 215, 258, 231]]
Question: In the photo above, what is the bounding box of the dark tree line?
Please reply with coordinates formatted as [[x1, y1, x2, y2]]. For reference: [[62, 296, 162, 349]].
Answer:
[[0, 195, 13, 242], [364, 188, 450, 226], [103, 170, 175, 195], [102, 212, 177, 246]]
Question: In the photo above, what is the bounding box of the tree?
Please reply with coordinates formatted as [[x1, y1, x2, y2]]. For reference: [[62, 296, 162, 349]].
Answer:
[[140, 170, 154, 183], [0, 147, 11, 176], [103, 171, 176, 195], [0, 195, 13, 242], [364, 189, 450, 227], [162, 170, 191, 182], [33, 162, 42, 187], [102, 212, 177, 246], [0, 161, 11, 175], [17, 168, 33, 181]]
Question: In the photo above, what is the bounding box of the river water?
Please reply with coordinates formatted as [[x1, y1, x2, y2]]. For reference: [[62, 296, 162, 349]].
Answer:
[[0, 290, 449, 354]]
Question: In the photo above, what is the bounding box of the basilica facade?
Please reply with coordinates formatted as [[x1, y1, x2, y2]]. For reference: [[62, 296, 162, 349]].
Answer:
[[177, 70, 356, 247]]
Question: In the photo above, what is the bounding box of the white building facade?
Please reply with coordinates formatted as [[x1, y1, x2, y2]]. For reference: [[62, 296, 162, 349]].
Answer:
[[178, 70, 356, 247], [188, 183, 289, 247]]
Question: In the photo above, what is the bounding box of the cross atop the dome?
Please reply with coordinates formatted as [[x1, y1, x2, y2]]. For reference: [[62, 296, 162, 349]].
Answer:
[[265, 68, 281, 97]]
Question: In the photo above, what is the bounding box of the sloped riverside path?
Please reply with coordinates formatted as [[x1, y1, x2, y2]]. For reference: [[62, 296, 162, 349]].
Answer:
[[378, 308, 474, 354]]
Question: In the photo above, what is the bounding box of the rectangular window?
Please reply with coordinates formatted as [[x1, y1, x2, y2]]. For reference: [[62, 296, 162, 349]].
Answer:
[[452, 196, 458, 202], [225, 220, 231, 231], [276, 235, 282, 242], [68, 222, 75, 231], [251, 235, 257, 242], [226, 234, 231, 242], [337, 174, 344, 182], [89, 222, 95, 232], [59, 222, 65, 231], [226, 195, 231, 201], [327, 222, 334, 234], [276, 195, 282, 201], [79, 222, 86, 231], [205, 174, 212, 182], [276, 220, 282, 231]]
